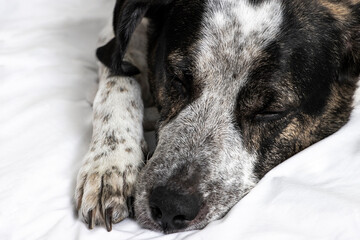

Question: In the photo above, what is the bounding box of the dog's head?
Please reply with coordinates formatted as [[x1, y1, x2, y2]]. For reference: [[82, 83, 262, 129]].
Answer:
[[97, 0, 360, 233]]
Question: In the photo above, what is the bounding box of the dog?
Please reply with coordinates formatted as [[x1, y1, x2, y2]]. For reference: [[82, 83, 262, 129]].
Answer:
[[75, 0, 360, 234]]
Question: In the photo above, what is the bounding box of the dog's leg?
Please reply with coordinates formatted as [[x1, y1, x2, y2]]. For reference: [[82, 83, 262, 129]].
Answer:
[[75, 21, 148, 231]]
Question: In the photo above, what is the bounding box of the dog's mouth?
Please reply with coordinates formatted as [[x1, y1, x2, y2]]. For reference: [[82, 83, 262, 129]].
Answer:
[[133, 165, 206, 233], [135, 186, 254, 233], [134, 164, 253, 234], [133, 130, 258, 233], [134, 91, 259, 233], [134, 176, 209, 233]]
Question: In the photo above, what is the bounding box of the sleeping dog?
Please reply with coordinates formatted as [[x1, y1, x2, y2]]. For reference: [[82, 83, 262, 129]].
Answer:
[[75, 0, 360, 234]]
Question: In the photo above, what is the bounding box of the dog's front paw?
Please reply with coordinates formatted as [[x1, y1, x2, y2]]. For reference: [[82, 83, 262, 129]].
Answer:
[[75, 151, 141, 231]]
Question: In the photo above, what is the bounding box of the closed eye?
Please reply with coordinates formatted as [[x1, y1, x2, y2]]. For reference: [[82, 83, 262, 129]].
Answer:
[[254, 110, 288, 122]]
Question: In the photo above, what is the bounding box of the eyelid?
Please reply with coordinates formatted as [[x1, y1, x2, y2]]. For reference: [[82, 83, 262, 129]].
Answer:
[[260, 101, 290, 113], [254, 112, 284, 122], [261, 107, 288, 113], [254, 106, 290, 122]]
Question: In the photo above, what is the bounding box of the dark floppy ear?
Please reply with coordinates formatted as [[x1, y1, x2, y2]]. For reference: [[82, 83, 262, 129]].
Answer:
[[340, 3, 360, 82], [96, 0, 172, 76]]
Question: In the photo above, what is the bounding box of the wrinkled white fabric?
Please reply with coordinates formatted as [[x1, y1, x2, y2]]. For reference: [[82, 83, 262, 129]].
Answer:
[[0, 0, 359, 239]]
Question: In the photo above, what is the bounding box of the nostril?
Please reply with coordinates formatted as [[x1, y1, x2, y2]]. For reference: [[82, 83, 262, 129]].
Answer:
[[150, 206, 162, 222], [172, 215, 189, 228]]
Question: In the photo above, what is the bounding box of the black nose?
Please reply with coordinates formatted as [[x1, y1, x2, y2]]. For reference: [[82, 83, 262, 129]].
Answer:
[[149, 186, 201, 232]]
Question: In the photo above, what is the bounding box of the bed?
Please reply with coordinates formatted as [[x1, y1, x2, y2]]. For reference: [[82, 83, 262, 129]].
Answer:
[[1, 0, 360, 239]]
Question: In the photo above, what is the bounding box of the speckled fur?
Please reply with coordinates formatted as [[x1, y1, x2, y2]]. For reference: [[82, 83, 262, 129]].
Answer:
[[74, 20, 148, 227], [135, 0, 284, 232]]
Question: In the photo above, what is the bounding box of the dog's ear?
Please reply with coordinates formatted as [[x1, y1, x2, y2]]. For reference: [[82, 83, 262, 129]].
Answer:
[[96, 0, 172, 76], [339, 3, 360, 83]]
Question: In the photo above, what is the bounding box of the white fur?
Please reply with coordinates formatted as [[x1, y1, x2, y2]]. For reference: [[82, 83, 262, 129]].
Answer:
[[353, 77, 360, 108], [193, 0, 283, 191], [75, 20, 147, 227]]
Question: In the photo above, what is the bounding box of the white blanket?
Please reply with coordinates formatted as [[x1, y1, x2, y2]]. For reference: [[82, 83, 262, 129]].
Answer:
[[1, 0, 360, 239]]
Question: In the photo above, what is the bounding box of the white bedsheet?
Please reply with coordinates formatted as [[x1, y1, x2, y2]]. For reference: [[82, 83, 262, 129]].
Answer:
[[1, 0, 360, 239]]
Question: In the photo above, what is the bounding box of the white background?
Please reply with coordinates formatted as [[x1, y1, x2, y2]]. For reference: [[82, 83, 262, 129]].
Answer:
[[1, 0, 360, 239]]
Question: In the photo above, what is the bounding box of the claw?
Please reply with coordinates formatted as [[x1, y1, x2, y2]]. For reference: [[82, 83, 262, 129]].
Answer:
[[127, 196, 135, 219], [105, 208, 113, 232], [88, 209, 95, 229]]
